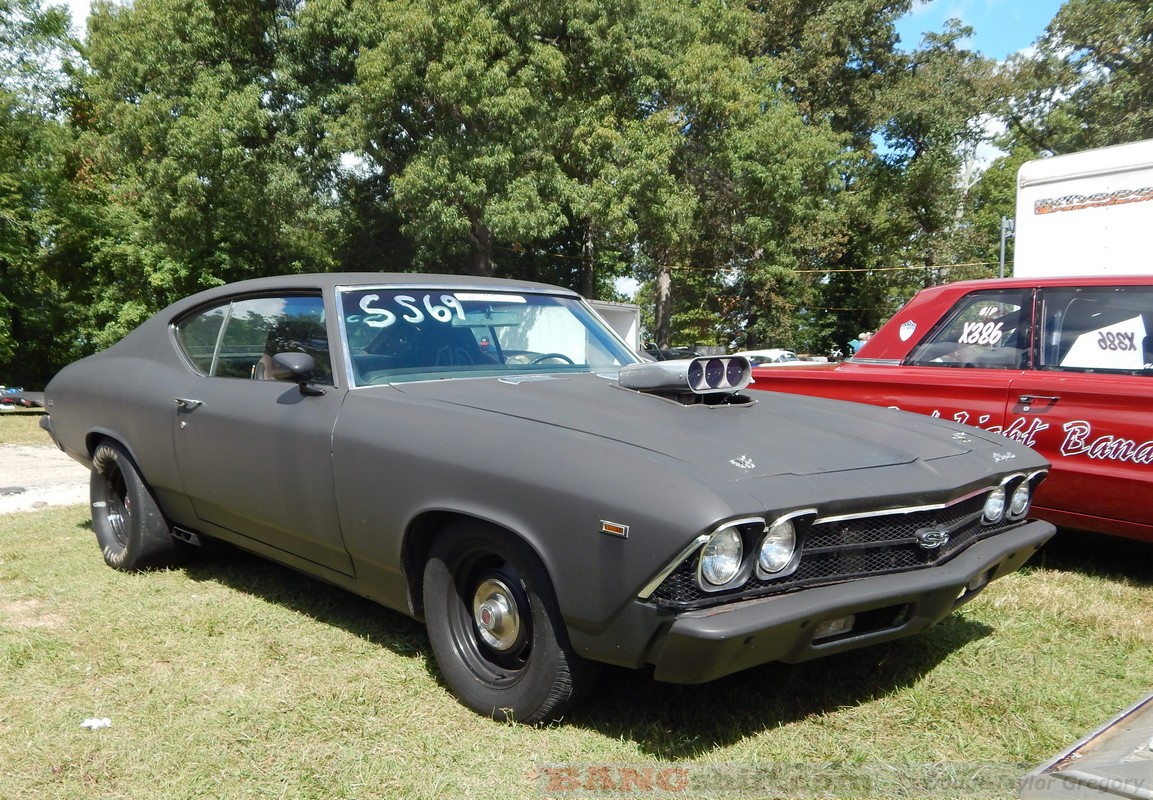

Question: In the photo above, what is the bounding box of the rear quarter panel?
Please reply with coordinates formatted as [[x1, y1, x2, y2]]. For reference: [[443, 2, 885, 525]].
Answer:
[[44, 327, 196, 525]]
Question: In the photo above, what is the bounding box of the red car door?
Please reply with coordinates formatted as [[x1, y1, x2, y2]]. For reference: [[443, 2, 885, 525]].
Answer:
[[874, 286, 1032, 440], [776, 363, 1017, 438], [1006, 285, 1153, 539]]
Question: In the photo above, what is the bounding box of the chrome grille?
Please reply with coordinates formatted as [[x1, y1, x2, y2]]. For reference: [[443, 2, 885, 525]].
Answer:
[[647, 495, 1015, 609]]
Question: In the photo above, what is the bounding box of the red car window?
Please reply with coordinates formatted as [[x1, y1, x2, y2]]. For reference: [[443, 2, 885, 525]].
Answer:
[[906, 288, 1033, 370]]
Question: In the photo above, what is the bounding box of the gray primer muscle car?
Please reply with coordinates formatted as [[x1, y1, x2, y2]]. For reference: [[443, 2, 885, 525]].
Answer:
[[41, 273, 1055, 723]]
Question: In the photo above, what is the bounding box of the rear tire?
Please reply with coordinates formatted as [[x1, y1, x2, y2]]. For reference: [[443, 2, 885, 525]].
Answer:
[[422, 522, 597, 723], [90, 441, 179, 571]]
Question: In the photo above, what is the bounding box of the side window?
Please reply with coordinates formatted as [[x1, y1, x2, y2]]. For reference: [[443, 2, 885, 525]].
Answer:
[[173, 294, 332, 384], [1038, 287, 1153, 374], [906, 290, 1031, 369], [174, 305, 225, 373]]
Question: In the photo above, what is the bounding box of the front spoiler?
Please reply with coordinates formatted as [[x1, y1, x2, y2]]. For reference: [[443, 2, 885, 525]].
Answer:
[[649, 519, 1054, 684]]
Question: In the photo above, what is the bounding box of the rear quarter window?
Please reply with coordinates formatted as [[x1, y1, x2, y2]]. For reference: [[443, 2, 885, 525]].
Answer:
[[1039, 286, 1153, 374]]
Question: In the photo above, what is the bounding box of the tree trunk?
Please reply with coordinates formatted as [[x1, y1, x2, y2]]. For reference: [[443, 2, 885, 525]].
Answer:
[[579, 222, 596, 299], [653, 263, 672, 349], [466, 212, 495, 277]]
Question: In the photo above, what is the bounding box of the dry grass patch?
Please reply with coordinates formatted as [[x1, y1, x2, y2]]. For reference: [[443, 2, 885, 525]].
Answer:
[[2, 509, 1150, 799], [0, 408, 51, 446]]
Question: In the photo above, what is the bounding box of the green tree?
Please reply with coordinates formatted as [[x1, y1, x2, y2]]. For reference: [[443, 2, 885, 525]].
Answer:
[[349, 0, 569, 277], [950, 144, 1035, 278], [658, 25, 845, 350], [751, 0, 911, 148], [0, 0, 77, 385], [75, 0, 341, 346], [1006, 0, 1153, 154], [798, 18, 1007, 353]]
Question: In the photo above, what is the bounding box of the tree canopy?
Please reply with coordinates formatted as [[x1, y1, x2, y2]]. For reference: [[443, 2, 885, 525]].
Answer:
[[1, 0, 1147, 386]]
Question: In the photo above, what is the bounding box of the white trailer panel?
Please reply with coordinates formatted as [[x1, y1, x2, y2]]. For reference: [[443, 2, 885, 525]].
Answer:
[[1015, 139, 1153, 278]]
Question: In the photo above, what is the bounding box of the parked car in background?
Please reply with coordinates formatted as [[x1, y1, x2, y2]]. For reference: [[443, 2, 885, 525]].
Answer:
[[750, 275, 1153, 543], [41, 273, 1053, 722], [642, 345, 701, 361], [732, 348, 829, 366], [0, 386, 44, 410]]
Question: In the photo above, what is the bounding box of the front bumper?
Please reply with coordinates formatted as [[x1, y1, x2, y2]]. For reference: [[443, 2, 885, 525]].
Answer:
[[647, 519, 1054, 684]]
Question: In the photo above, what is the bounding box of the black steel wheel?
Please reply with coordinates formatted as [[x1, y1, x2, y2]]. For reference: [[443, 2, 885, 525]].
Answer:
[[90, 441, 179, 571], [422, 522, 596, 723]]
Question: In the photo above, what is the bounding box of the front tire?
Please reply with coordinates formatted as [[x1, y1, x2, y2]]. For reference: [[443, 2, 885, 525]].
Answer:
[[422, 522, 597, 723], [90, 441, 179, 571]]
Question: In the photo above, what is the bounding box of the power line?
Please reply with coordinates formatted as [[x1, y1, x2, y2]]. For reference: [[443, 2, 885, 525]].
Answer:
[[490, 244, 998, 276]]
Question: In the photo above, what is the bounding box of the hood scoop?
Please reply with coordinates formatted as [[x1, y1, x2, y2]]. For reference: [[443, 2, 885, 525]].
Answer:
[[617, 356, 755, 406]]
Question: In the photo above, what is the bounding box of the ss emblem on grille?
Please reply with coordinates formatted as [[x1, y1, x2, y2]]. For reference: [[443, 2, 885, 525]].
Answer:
[[914, 527, 950, 550]]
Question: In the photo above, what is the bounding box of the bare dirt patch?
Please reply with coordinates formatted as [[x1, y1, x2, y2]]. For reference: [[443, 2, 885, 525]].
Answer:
[[0, 445, 89, 514], [0, 598, 64, 629]]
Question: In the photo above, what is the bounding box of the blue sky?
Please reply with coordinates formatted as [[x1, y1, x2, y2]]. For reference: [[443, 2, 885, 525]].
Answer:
[[895, 0, 1065, 61]]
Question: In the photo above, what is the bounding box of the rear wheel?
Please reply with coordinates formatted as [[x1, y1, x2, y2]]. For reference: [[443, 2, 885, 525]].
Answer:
[[422, 522, 596, 723], [90, 441, 179, 571]]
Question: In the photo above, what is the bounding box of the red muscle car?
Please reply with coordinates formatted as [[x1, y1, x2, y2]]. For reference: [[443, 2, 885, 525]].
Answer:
[[750, 276, 1153, 542]]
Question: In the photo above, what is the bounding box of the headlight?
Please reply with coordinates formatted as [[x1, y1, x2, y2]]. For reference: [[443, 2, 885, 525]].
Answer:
[[1008, 481, 1031, 518], [699, 527, 743, 586], [982, 485, 1007, 524], [758, 519, 796, 574]]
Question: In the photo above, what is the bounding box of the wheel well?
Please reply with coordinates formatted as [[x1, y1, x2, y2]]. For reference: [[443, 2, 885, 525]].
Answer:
[[85, 435, 148, 480], [402, 512, 545, 621], [85, 432, 121, 460], [85, 432, 107, 458]]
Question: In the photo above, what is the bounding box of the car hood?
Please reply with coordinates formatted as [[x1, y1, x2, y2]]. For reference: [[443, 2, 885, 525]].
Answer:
[[390, 373, 990, 479]]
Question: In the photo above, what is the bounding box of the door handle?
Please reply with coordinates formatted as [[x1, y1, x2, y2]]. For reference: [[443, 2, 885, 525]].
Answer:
[[175, 398, 203, 410], [1017, 394, 1059, 411]]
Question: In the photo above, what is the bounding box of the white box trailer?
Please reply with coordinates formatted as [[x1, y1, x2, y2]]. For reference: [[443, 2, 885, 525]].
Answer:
[[587, 299, 641, 352], [1014, 139, 1153, 277]]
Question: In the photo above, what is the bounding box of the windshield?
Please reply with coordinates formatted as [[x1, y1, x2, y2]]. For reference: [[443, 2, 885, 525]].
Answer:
[[339, 287, 640, 385]]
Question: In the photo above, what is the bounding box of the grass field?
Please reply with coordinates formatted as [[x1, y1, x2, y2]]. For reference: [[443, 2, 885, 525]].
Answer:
[[2, 412, 1151, 798], [0, 407, 51, 446]]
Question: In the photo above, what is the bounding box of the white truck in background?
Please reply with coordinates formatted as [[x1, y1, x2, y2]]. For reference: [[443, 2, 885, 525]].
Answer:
[[1014, 138, 1153, 277]]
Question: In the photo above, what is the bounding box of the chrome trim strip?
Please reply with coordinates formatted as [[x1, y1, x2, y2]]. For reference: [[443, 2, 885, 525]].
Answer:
[[847, 357, 902, 366], [768, 508, 818, 527], [813, 485, 995, 526], [637, 534, 711, 600], [334, 281, 573, 296]]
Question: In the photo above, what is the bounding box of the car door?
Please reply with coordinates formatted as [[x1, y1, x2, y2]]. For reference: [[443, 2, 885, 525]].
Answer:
[[170, 292, 353, 576], [884, 287, 1035, 438], [1006, 285, 1153, 535]]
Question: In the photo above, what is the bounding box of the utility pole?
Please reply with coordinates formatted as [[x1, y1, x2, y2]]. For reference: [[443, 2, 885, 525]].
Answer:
[[999, 216, 1015, 279]]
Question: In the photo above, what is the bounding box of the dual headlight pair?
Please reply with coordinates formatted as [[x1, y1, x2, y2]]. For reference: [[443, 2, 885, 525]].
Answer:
[[698, 514, 806, 589], [981, 471, 1044, 525], [698, 472, 1045, 591]]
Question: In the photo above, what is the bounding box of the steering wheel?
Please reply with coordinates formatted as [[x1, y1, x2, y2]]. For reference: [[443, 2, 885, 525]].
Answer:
[[528, 353, 576, 365]]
